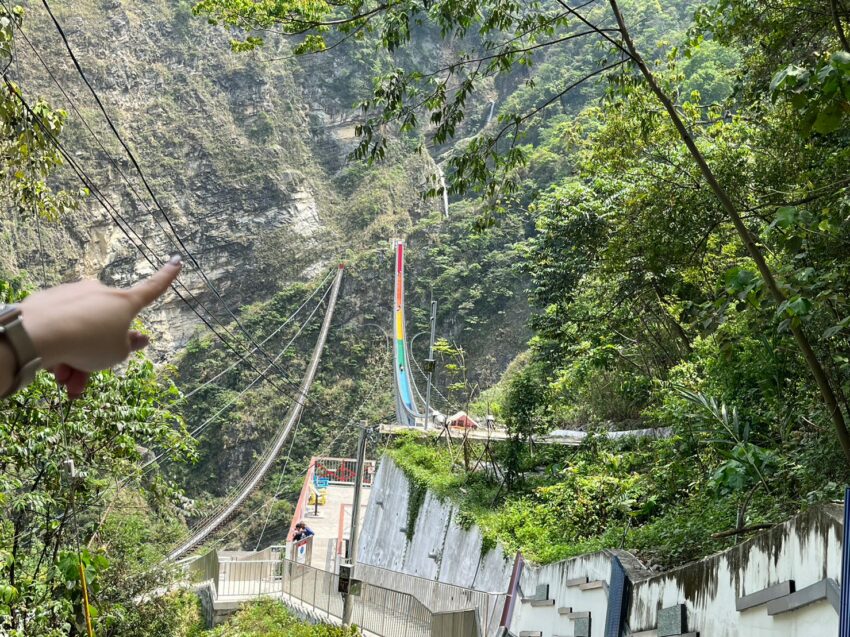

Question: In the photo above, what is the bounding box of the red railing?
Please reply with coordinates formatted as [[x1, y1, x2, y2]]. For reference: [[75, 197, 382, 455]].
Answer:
[[314, 457, 376, 486], [288, 458, 316, 541]]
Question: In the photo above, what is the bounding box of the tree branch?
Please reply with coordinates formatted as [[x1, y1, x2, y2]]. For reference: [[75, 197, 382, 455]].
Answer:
[[555, 0, 633, 59], [607, 0, 850, 467], [711, 523, 774, 539], [831, 0, 850, 52]]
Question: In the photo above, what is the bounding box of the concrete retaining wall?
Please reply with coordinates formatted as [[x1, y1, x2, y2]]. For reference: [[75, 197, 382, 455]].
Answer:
[[362, 456, 846, 637], [357, 457, 514, 594], [627, 504, 843, 637], [511, 551, 622, 637], [506, 507, 843, 637]]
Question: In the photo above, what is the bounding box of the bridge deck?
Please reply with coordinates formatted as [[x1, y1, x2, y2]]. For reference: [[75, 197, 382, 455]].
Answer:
[[378, 423, 584, 445]]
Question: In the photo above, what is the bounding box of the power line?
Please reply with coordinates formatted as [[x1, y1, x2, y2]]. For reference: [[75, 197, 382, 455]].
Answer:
[[178, 268, 335, 402], [1, 77, 313, 409], [0, 21, 326, 403], [138, 279, 335, 474], [1, 18, 386, 556], [38, 0, 326, 396]]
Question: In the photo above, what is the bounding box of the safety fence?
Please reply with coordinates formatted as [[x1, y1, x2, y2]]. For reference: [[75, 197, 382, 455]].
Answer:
[[355, 562, 505, 637], [200, 555, 434, 637], [314, 457, 377, 486]]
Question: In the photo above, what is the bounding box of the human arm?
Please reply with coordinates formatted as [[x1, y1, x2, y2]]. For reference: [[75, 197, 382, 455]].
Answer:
[[0, 256, 182, 399]]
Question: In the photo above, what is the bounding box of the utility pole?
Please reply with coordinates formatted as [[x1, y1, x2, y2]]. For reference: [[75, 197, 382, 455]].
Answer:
[[423, 299, 437, 430], [342, 421, 369, 626]]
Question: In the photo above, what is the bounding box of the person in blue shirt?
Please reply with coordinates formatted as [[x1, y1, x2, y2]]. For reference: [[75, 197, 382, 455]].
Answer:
[[293, 521, 314, 542]]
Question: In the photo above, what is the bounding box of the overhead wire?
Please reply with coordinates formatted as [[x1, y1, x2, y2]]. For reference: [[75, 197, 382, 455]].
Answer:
[[5, 6, 400, 559], [0, 76, 324, 412], [0, 22, 372, 558], [0, 83, 354, 536], [6, 0, 311, 402], [26, 270, 339, 553], [14, 12, 335, 367], [0, 29, 348, 422], [39, 0, 336, 398], [178, 267, 335, 403], [138, 278, 335, 474], [12, 34, 95, 635], [163, 316, 394, 555]]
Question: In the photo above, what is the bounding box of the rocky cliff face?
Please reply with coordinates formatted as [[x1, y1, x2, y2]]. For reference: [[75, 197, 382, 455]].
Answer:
[[4, 0, 424, 355], [4, 1, 532, 517]]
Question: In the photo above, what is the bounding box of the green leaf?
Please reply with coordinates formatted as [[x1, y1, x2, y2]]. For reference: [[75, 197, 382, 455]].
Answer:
[[831, 51, 850, 71], [812, 102, 844, 134], [774, 206, 797, 228]]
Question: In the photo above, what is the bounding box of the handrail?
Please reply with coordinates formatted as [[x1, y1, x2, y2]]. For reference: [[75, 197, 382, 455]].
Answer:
[[354, 561, 506, 636], [288, 457, 316, 541], [216, 556, 433, 636]]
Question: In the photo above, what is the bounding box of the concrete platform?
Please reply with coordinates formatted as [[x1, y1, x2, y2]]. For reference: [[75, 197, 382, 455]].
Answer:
[[301, 483, 370, 571]]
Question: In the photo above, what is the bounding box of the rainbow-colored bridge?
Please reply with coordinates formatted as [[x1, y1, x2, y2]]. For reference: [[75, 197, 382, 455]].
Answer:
[[393, 241, 429, 427]]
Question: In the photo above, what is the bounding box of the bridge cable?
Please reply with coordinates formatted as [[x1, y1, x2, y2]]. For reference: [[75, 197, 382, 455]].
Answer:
[[177, 268, 335, 403], [161, 337, 392, 555], [166, 265, 344, 560], [39, 0, 332, 397], [139, 278, 335, 474], [0, 53, 351, 555], [253, 345, 391, 551]]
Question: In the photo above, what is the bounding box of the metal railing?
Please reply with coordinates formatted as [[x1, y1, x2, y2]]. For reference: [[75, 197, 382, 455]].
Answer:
[[314, 457, 377, 486], [209, 555, 432, 636], [355, 562, 506, 637]]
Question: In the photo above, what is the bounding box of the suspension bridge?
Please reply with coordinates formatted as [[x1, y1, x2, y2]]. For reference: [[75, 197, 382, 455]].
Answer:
[[168, 241, 442, 562]]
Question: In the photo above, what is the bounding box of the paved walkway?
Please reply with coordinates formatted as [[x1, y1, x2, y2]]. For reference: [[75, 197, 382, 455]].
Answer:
[[301, 483, 370, 571], [379, 423, 671, 445]]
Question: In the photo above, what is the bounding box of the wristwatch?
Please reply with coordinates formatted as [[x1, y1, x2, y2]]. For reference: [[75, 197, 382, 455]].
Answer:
[[0, 304, 42, 398]]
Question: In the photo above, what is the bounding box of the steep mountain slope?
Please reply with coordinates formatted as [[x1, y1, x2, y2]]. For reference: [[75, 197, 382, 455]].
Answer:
[[2, 0, 534, 547], [4, 0, 442, 350]]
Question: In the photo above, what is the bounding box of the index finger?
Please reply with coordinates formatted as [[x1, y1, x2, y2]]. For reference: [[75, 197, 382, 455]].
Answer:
[[127, 255, 183, 311]]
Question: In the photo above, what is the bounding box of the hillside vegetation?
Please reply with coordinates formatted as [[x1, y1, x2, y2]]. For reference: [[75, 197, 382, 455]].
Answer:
[[2, 0, 850, 633]]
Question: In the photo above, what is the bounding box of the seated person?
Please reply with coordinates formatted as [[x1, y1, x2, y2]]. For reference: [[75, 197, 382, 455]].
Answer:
[[292, 521, 315, 542]]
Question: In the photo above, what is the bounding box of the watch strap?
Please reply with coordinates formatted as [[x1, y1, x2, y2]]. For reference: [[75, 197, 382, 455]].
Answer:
[[0, 307, 42, 398]]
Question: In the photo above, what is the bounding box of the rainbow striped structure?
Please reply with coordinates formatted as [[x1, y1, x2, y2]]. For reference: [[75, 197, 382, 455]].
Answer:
[[393, 241, 424, 426]]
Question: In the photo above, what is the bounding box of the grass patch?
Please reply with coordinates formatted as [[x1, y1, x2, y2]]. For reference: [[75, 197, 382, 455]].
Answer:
[[384, 433, 802, 569]]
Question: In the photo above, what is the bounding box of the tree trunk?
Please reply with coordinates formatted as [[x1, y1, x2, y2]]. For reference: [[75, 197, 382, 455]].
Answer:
[[831, 0, 850, 52], [607, 0, 850, 467]]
